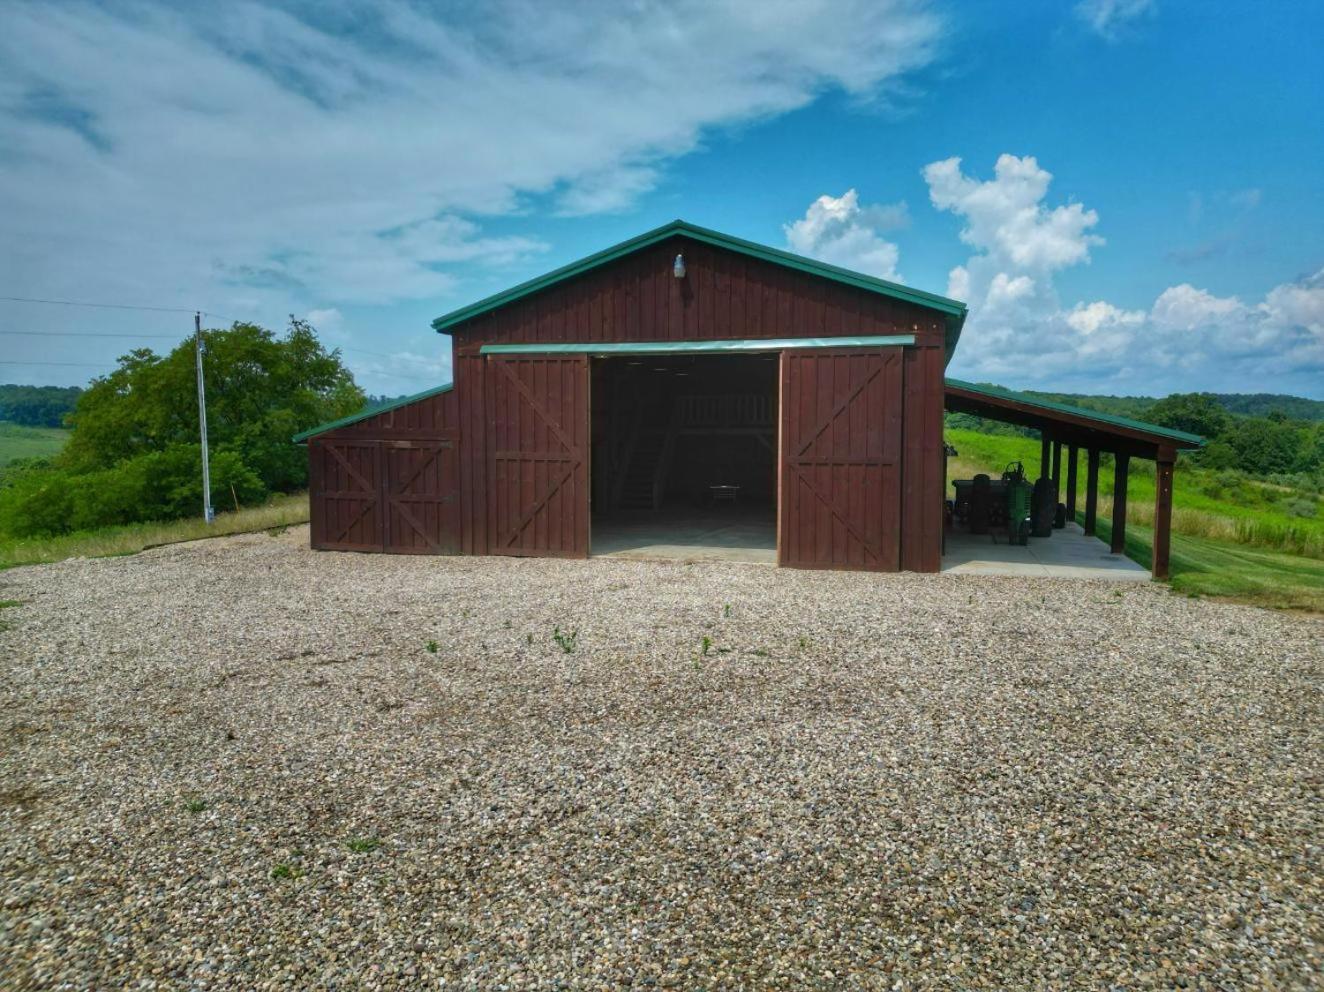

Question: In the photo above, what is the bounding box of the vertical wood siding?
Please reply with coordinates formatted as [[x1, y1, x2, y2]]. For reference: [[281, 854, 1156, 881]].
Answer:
[[485, 354, 590, 558], [305, 237, 949, 570], [309, 439, 384, 551], [900, 345, 945, 571], [307, 388, 461, 554], [778, 349, 904, 571], [451, 236, 948, 354]]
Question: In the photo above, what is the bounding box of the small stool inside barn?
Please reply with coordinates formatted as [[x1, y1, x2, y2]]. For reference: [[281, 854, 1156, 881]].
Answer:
[[590, 353, 777, 563]]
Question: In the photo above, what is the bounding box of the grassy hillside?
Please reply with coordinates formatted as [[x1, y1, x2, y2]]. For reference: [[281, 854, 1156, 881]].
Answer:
[[946, 427, 1324, 611], [0, 421, 69, 469], [0, 492, 309, 570]]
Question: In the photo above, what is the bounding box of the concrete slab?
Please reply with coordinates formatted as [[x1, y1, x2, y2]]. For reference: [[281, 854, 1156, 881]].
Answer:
[[942, 522, 1150, 581], [592, 508, 777, 564]]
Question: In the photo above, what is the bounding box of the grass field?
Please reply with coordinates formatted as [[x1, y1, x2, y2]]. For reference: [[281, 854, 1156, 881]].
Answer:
[[0, 421, 68, 469], [0, 492, 309, 571], [947, 427, 1324, 612]]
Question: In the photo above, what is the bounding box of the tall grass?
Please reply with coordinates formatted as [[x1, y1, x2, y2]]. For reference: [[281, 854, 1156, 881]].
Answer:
[[947, 429, 1324, 559], [1091, 494, 1324, 558], [0, 492, 309, 570]]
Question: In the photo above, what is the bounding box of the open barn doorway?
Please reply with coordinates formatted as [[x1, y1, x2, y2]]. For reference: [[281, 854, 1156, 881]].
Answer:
[[590, 353, 778, 563]]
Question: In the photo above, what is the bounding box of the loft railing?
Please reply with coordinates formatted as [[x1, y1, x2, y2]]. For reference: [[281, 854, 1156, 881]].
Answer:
[[675, 394, 772, 428]]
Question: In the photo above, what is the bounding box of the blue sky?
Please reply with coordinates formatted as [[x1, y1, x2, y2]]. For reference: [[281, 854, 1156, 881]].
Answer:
[[1, 0, 1321, 397]]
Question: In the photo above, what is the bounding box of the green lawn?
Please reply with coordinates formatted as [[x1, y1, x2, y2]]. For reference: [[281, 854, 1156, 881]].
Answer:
[[947, 427, 1324, 612], [1090, 515, 1324, 614], [0, 421, 69, 469]]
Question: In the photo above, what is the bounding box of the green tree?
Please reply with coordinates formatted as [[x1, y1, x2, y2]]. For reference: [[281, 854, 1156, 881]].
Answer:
[[64, 318, 362, 472], [0, 318, 364, 537], [1146, 392, 1230, 440], [1224, 417, 1302, 475]]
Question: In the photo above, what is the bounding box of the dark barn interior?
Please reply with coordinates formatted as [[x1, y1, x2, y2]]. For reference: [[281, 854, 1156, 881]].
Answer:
[[590, 353, 778, 559]]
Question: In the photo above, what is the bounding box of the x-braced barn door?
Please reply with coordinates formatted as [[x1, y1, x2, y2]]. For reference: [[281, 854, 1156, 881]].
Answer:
[[779, 349, 903, 571], [312, 439, 384, 551], [486, 354, 590, 557], [383, 440, 459, 554]]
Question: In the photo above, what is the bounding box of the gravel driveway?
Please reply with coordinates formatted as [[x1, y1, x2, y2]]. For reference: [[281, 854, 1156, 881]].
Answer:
[[1, 527, 1320, 990]]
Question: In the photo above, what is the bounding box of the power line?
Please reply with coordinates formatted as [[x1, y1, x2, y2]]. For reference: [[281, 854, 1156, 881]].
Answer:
[[0, 296, 241, 324], [0, 330, 182, 339], [0, 295, 201, 315], [0, 360, 116, 368]]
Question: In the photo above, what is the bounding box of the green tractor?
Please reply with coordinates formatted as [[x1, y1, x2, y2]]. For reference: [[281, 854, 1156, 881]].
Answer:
[[1002, 461, 1032, 546]]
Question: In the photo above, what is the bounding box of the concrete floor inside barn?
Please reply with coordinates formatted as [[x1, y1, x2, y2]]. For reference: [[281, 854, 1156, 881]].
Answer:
[[592, 511, 1150, 580]]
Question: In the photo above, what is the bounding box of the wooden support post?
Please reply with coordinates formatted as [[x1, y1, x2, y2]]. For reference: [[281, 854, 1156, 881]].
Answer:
[[1040, 435, 1051, 480], [1051, 440, 1063, 527], [1153, 448, 1175, 580], [1084, 448, 1100, 536], [1110, 452, 1129, 555], [1066, 444, 1078, 522]]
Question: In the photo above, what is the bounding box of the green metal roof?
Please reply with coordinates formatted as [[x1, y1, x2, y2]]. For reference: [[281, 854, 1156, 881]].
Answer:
[[291, 383, 453, 443], [945, 378, 1205, 447], [480, 335, 915, 356], [431, 220, 967, 357]]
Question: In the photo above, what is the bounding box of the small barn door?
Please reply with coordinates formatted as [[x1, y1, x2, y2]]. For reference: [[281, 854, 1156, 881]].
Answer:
[[486, 354, 590, 557], [779, 349, 903, 571], [383, 440, 459, 554], [310, 439, 384, 551]]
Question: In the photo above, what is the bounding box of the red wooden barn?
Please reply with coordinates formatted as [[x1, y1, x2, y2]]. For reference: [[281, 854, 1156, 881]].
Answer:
[[294, 220, 1200, 574]]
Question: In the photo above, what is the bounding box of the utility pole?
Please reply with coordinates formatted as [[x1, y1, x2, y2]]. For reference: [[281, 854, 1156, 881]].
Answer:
[[195, 312, 214, 523]]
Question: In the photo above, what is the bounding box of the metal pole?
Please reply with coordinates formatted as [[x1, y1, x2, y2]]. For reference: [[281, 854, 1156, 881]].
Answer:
[[195, 312, 214, 523]]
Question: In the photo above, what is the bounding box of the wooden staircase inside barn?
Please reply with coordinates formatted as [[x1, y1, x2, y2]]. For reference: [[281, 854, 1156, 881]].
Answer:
[[615, 399, 676, 511]]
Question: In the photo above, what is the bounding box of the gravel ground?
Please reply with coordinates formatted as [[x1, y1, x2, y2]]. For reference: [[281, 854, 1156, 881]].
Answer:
[[1, 526, 1320, 990]]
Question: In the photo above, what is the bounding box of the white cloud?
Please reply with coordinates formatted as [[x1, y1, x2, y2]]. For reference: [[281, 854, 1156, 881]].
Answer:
[[784, 190, 907, 281], [1064, 300, 1146, 335], [1075, 0, 1156, 39], [1150, 284, 1246, 331], [924, 154, 1102, 274], [305, 308, 343, 333], [927, 153, 1321, 394], [0, 0, 945, 387]]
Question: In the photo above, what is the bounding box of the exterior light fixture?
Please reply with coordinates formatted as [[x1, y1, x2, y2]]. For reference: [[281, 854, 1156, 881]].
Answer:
[[673, 253, 686, 278]]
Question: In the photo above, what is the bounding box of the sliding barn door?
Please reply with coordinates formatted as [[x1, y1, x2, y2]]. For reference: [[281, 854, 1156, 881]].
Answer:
[[486, 354, 590, 557], [779, 349, 903, 571]]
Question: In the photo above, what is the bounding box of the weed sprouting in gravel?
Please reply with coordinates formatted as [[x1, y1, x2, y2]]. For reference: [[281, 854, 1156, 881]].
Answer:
[[425, 640, 439, 654], [701, 635, 712, 656], [552, 627, 578, 654], [183, 796, 208, 814], [750, 648, 769, 658], [270, 863, 303, 881], [0, 600, 21, 610], [346, 836, 382, 854], [526, 633, 534, 646], [797, 636, 810, 650], [723, 603, 732, 618]]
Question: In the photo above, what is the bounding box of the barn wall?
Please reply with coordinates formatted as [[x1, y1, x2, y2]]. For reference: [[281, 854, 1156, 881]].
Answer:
[[451, 236, 948, 357], [307, 387, 462, 553], [900, 344, 946, 572], [307, 237, 951, 570]]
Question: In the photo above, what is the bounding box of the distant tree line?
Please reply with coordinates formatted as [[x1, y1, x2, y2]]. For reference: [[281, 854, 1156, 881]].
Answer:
[[0, 384, 83, 427], [947, 387, 1324, 480], [0, 319, 364, 537]]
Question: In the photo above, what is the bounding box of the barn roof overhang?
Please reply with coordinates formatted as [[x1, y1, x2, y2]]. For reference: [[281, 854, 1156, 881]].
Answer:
[[291, 383, 453, 443], [432, 220, 967, 360], [944, 378, 1204, 458]]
